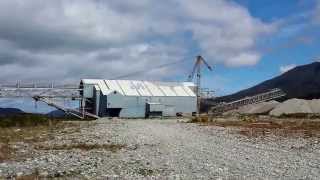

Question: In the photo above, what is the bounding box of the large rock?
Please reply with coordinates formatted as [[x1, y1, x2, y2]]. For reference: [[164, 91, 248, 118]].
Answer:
[[270, 99, 314, 116]]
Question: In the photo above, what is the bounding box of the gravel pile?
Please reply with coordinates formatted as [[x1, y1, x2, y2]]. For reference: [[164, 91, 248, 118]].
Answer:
[[308, 99, 320, 113], [226, 101, 280, 115], [270, 99, 320, 116], [1, 119, 320, 179]]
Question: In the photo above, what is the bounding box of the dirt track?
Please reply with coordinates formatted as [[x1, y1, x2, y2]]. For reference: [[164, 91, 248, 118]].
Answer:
[[1, 118, 320, 179]]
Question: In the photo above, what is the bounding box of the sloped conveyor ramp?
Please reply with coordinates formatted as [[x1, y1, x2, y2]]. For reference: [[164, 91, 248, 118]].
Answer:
[[210, 88, 286, 115], [33, 96, 99, 119]]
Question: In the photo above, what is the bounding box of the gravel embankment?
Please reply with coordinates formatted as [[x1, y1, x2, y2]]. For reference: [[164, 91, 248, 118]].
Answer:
[[1, 118, 320, 179], [270, 99, 320, 116]]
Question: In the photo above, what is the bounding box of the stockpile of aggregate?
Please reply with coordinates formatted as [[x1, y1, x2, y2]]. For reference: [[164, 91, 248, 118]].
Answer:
[[224, 101, 280, 115], [241, 101, 280, 115], [270, 99, 320, 116], [224, 98, 320, 117]]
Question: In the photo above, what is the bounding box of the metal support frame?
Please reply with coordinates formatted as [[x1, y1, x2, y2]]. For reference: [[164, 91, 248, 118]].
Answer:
[[0, 82, 99, 119], [210, 88, 286, 115], [196, 64, 201, 117], [201, 88, 215, 99], [188, 55, 213, 117]]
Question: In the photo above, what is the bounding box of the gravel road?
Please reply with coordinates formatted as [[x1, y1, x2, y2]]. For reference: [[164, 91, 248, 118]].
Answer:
[[1, 118, 320, 179]]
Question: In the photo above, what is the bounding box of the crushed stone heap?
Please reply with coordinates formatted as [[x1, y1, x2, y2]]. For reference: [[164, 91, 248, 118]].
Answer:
[[224, 101, 279, 115], [270, 99, 320, 116]]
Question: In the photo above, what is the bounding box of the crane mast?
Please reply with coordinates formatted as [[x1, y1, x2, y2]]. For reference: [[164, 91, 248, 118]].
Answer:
[[188, 55, 213, 116]]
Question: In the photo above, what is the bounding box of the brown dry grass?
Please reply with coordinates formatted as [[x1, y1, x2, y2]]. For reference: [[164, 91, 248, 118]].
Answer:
[[35, 143, 126, 152], [0, 143, 13, 163], [190, 115, 210, 123], [0, 123, 79, 144], [202, 116, 320, 138], [0, 122, 80, 162], [15, 174, 40, 180]]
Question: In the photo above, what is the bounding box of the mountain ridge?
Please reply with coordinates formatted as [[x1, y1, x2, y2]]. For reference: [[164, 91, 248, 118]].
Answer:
[[214, 62, 320, 103], [0, 108, 24, 117]]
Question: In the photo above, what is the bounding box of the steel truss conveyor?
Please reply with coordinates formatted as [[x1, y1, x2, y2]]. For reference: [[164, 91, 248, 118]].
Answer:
[[0, 82, 98, 119], [210, 88, 286, 115]]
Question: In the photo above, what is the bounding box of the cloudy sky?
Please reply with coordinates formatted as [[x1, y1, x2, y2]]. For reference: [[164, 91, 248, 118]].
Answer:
[[0, 0, 319, 112]]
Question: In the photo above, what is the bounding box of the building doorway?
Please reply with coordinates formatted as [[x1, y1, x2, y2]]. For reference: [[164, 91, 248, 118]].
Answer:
[[106, 108, 122, 117]]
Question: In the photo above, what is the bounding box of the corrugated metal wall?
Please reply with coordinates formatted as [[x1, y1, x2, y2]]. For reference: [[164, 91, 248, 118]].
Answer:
[[82, 79, 197, 118]]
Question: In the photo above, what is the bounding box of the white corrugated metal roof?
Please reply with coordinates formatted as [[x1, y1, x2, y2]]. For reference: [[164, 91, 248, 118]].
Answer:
[[105, 80, 124, 95], [81, 79, 102, 84], [173, 86, 190, 96], [94, 85, 100, 91], [182, 82, 196, 87], [81, 79, 112, 95], [117, 80, 140, 96], [143, 81, 165, 96], [182, 86, 196, 96], [81, 79, 196, 97], [132, 81, 152, 96], [159, 86, 177, 96], [97, 80, 112, 95]]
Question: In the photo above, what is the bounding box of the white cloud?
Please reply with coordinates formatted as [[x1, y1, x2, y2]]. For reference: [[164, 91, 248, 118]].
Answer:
[[0, 0, 277, 83], [182, 0, 276, 67], [225, 52, 261, 67], [280, 64, 296, 74]]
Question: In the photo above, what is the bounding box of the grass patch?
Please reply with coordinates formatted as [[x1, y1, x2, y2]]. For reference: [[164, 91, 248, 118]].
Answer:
[[0, 113, 61, 128], [189, 115, 210, 123], [15, 174, 40, 180], [0, 120, 80, 162], [0, 142, 14, 162], [35, 143, 126, 152], [202, 116, 320, 138], [278, 113, 320, 119], [0, 113, 92, 128], [0, 122, 78, 144]]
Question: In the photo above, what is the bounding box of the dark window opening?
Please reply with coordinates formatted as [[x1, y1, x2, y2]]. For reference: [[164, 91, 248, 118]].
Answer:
[[106, 108, 122, 117], [146, 111, 162, 118]]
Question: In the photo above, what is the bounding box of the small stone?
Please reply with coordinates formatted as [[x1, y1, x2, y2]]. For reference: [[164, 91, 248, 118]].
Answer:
[[16, 172, 23, 177], [40, 171, 49, 177]]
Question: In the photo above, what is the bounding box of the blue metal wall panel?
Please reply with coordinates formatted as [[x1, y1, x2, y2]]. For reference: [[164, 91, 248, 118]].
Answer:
[[99, 94, 196, 118]]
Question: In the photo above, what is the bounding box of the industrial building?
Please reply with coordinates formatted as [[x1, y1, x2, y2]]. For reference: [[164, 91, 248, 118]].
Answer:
[[80, 79, 197, 118]]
